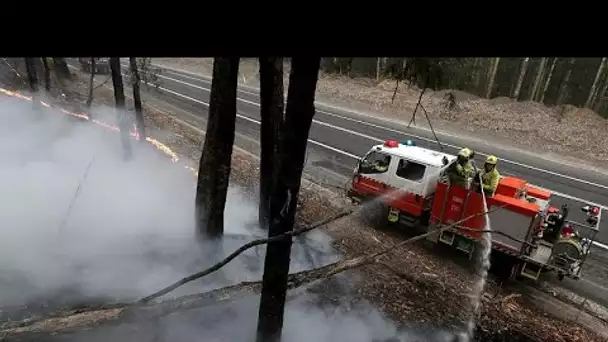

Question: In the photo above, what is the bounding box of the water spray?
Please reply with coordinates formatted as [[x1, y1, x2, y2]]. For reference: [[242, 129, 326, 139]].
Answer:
[[462, 163, 493, 341]]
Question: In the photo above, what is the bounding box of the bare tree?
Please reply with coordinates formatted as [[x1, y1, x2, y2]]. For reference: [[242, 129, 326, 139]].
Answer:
[[471, 58, 482, 93], [195, 57, 240, 239], [540, 58, 558, 103], [129, 57, 146, 140], [256, 57, 321, 342], [585, 57, 606, 108], [594, 71, 608, 113], [485, 58, 500, 98], [258, 57, 285, 229], [86, 58, 96, 111], [24, 58, 38, 94], [530, 57, 547, 101], [41, 58, 51, 92], [512, 57, 529, 100], [556, 58, 576, 105], [52, 57, 71, 80], [109, 57, 133, 160]]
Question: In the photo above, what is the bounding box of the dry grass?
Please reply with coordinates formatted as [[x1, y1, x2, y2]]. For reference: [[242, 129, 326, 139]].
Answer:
[[154, 58, 608, 168]]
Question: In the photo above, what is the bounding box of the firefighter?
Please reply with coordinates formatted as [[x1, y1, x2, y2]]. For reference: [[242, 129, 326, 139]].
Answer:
[[480, 155, 500, 197], [372, 154, 391, 173], [447, 148, 474, 187]]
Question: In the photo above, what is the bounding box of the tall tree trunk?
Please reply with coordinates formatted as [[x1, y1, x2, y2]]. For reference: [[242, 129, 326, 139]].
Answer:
[[471, 58, 481, 94], [485, 57, 500, 98], [593, 72, 608, 113], [258, 57, 285, 230], [376, 57, 381, 82], [129, 57, 146, 140], [195, 58, 240, 239], [86, 58, 96, 112], [256, 57, 321, 342], [41, 57, 51, 92], [24, 58, 38, 94], [556, 58, 576, 105], [540, 57, 558, 103], [530, 57, 547, 101], [52, 57, 71, 80], [512, 57, 529, 100], [585, 57, 606, 108], [109, 57, 133, 161]]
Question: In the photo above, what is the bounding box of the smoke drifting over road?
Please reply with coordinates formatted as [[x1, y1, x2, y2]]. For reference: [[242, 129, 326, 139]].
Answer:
[[0, 93, 463, 341]]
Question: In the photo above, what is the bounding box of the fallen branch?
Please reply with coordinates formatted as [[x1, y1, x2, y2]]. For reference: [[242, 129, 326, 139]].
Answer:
[[93, 76, 111, 91], [139, 209, 353, 303]]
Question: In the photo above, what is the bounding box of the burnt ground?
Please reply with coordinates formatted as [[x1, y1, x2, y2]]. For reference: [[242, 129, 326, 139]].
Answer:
[[0, 63, 607, 342]]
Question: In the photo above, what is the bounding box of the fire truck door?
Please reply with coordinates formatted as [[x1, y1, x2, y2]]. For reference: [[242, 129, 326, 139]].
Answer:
[[358, 151, 394, 192]]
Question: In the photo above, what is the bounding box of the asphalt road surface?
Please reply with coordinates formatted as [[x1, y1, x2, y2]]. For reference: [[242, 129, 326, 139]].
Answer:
[[66, 59, 608, 304], [114, 61, 608, 242]]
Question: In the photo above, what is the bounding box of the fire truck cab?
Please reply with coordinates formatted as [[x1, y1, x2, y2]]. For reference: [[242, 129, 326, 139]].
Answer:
[[349, 139, 456, 227]]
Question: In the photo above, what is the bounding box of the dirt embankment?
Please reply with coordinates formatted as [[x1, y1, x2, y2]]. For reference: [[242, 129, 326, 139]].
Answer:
[[154, 58, 608, 170], [1, 67, 606, 342]]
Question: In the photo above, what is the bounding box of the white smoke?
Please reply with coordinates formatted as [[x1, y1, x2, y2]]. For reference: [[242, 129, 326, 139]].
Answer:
[[0, 92, 467, 341]]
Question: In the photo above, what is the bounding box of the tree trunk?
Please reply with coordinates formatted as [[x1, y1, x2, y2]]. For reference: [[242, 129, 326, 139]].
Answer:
[[485, 57, 500, 98], [512, 57, 529, 100], [593, 72, 608, 113], [195, 58, 240, 239], [24, 58, 38, 94], [41, 57, 51, 92], [52, 57, 71, 80], [258, 57, 285, 230], [376, 57, 381, 82], [256, 57, 321, 342], [109, 57, 133, 161], [540, 58, 558, 103], [129, 57, 146, 140], [530, 57, 547, 101], [86, 58, 96, 112], [556, 58, 576, 105], [585, 57, 606, 108], [471, 58, 481, 94]]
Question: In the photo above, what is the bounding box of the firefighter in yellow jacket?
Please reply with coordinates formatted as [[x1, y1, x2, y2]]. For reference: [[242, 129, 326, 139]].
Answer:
[[480, 155, 500, 197], [447, 148, 475, 187]]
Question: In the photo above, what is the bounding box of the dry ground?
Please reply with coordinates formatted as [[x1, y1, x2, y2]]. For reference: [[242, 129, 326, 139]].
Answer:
[[153, 58, 608, 170], [1, 67, 606, 341]]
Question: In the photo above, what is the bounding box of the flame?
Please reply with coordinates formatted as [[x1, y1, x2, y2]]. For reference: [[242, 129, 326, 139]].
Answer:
[[0, 86, 183, 166]]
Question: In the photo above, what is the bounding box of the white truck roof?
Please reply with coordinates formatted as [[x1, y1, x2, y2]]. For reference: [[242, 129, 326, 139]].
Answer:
[[372, 142, 457, 168]]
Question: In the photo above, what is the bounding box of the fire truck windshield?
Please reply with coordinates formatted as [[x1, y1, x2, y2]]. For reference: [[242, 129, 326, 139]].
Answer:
[[360, 151, 391, 174]]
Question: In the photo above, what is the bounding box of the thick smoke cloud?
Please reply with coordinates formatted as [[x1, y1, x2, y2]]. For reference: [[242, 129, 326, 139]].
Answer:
[[0, 94, 460, 341]]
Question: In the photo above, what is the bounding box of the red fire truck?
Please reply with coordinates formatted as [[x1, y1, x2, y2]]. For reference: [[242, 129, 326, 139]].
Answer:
[[348, 139, 602, 281]]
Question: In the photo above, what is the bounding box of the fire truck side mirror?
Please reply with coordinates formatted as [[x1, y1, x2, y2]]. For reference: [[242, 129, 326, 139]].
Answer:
[[442, 156, 448, 166]]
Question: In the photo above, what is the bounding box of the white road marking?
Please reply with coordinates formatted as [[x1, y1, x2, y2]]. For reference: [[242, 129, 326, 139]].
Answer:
[[93, 61, 608, 250], [145, 81, 607, 251], [153, 70, 607, 207], [156, 64, 608, 192]]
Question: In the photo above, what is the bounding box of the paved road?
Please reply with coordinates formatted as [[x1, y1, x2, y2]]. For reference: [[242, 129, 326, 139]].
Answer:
[[113, 60, 608, 243], [66, 59, 608, 303]]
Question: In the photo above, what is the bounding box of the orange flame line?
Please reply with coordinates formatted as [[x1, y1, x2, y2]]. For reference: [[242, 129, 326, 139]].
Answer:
[[0, 87, 181, 164]]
